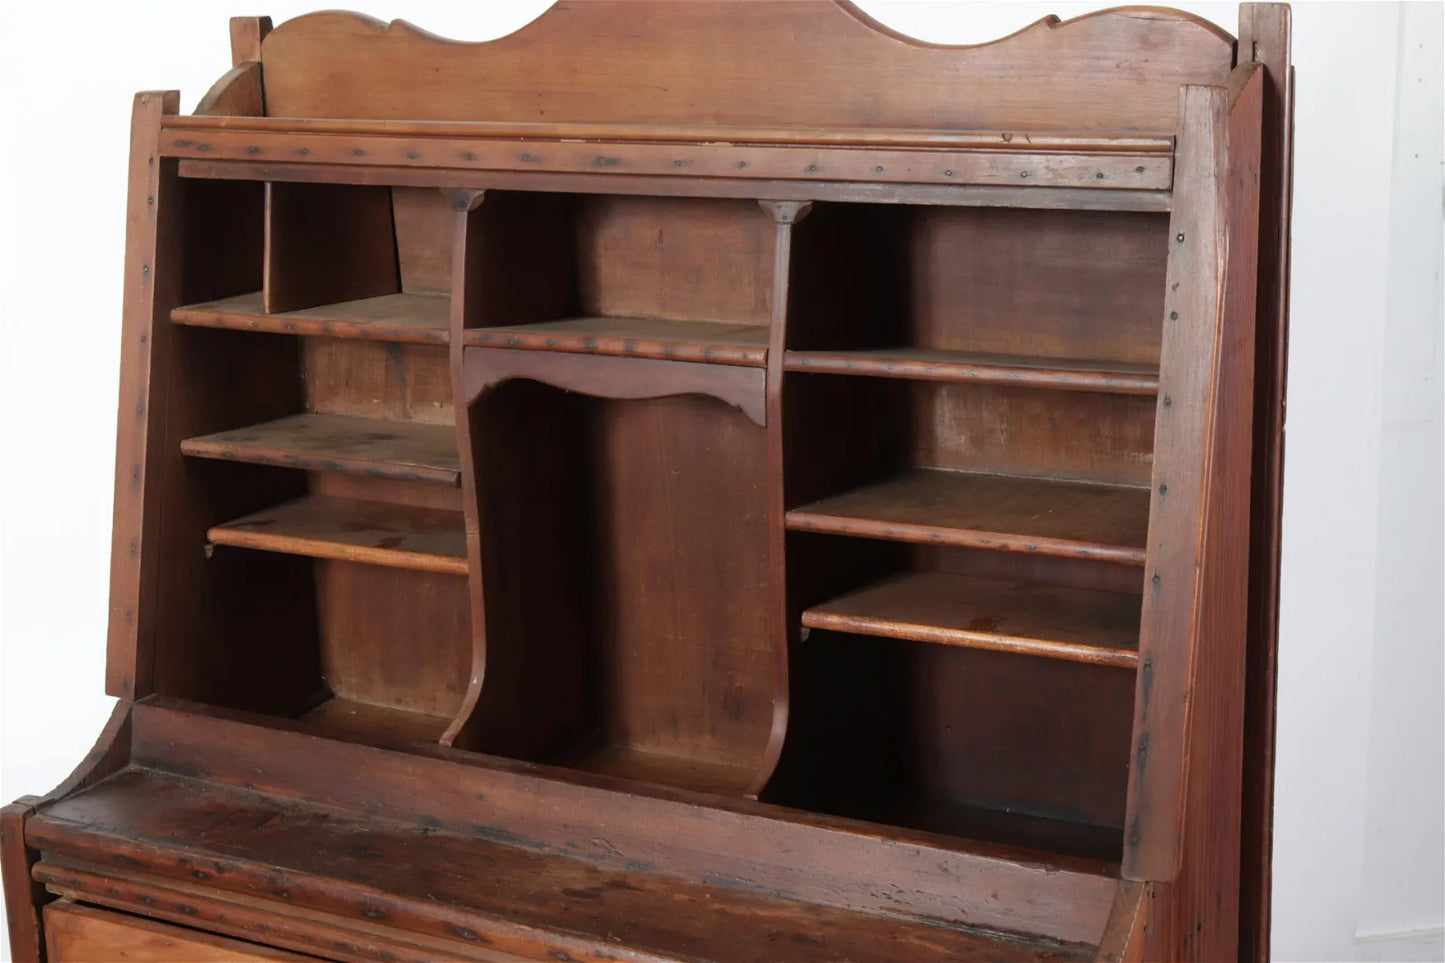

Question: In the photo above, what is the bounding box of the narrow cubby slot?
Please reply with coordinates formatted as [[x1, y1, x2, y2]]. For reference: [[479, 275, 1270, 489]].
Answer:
[[173, 182, 454, 343], [455, 192, 773, 365], [457, 382, 774, 796]]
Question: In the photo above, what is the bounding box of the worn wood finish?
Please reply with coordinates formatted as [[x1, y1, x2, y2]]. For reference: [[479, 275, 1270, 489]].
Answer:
[[315, 561, 471, 724], [264, 182, 399, 314], [1095, 881, 1149, 963], [37, 865, 530, 963], [29, 768, 1096, 963], [785, 347, 1159, 394], [105, 91, 180, 701], [194, 61, 265, 118], [3, 704, 134, 963], [1137, 69, 1263, 960], [788, 469, 1150, 564], [1236, 6, 1294, 957], [161, 124, 1172, 191], [465, 348, 768, 428], [295, 698, 452, 746], [255, 3, 1233, 131], [8, 4, 1289, 960], [802, 572, 1142, 668], [181, 159, 1175, 211], [1124, 70, 1263, 885], [207, 495, 467, 575], [171, 117, 1179, 151], [302, 340, 453, 425], [128, 698, 1120, 945], [1, 803, 44, 963], [229, 16, 273, 66], [174, 290, 451, 344], [464, 316, 769, 366], [44, 900, 309, 962], [181, 413, 461, 485]]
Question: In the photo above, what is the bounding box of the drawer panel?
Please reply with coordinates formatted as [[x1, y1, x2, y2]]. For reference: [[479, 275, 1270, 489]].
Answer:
[[44, 900, 314, 962]]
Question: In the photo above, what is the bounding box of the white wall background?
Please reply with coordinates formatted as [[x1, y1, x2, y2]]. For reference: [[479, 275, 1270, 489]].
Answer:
[[0, 2, 1440, 960]]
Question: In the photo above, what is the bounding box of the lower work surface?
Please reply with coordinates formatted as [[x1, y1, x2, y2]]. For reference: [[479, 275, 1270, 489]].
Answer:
[[28, 767, 1097, 963]]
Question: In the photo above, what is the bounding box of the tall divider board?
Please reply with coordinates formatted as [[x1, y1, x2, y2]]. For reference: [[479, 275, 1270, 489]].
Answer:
[[4, 5, 1291, 962]]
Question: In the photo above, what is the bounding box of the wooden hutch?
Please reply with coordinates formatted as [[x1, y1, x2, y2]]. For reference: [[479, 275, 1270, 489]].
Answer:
[[2, 3, 1293, 960]]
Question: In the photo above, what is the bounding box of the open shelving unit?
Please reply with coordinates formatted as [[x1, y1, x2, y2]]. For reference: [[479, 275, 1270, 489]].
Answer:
[[5, 5, 1290, 963]]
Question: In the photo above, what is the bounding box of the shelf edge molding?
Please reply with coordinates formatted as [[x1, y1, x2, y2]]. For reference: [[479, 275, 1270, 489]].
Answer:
[[463, 347, 768, 427]]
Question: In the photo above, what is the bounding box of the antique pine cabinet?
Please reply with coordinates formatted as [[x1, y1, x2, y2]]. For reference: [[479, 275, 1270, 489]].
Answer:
[[1, 3, 1294, 961]]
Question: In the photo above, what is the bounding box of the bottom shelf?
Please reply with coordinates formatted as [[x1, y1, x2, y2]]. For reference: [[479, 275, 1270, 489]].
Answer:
[[295, 697, 451, 746], [569, 745, 756, 797], [884, 798, 1124, 863]]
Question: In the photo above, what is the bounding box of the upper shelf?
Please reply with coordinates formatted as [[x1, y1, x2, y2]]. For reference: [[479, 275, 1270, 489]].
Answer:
[[784, 347, 1159, 394], [173, 291, 449, 344], [463, 317, 769, 367]]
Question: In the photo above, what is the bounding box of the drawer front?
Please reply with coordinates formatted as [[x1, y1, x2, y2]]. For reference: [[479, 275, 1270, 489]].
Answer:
[[44, 900, 315, 962]]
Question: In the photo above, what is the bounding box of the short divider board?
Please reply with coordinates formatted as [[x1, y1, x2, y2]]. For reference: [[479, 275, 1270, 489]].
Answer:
[[180, 413, 461, 485], [786, 468, 1150, 564], [802, 571, 1142, 669], [784, 348, 1159, 395], [463, 316, 770, 367], [173, 291, 451, 344], [207, 495, 467, 575]]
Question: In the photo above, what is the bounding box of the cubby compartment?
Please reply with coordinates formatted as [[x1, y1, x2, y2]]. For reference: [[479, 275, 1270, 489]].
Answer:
[[783, 374, 1155, 564], [457, 192, 775, 365], [765, 613, 1135, 862], [173, 183, 455, 342], [772, 530, 1140, 860], [153, 180, 471, 747], [784, 203, 1169, 392], [455, 379, 777, 796]]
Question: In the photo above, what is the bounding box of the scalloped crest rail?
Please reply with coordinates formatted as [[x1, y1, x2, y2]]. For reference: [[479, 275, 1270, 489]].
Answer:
[[1, 3, 1292, 963]]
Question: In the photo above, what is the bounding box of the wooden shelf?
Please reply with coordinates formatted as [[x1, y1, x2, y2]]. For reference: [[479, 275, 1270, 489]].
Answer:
[[181, 413, 461, 485], [786, 468, 1149, 565], [802, 572, 1140, 668], [784, 347, 1159, 395], [463, 316, 769, 367], [172, 291, 450, 344], [296, 697, 451, 745], [207, 495, 467, 575], [882, 797, 1124, 863], [570, 745, 756, 797]]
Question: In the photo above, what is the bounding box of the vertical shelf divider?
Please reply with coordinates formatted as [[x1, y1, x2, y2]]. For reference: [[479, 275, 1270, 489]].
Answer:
[[752, 199, 812, 796], [441, 189, 488, 748]]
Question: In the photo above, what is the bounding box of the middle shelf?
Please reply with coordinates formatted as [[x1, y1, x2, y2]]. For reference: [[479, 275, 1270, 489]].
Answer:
[[463, 316, 769, 366], [207, 495, 467, 575], [181, 413, 461, 485], [802, 571, 1141, 669], [173, 291, 451, 344], [786, 468, 1150, 565]]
